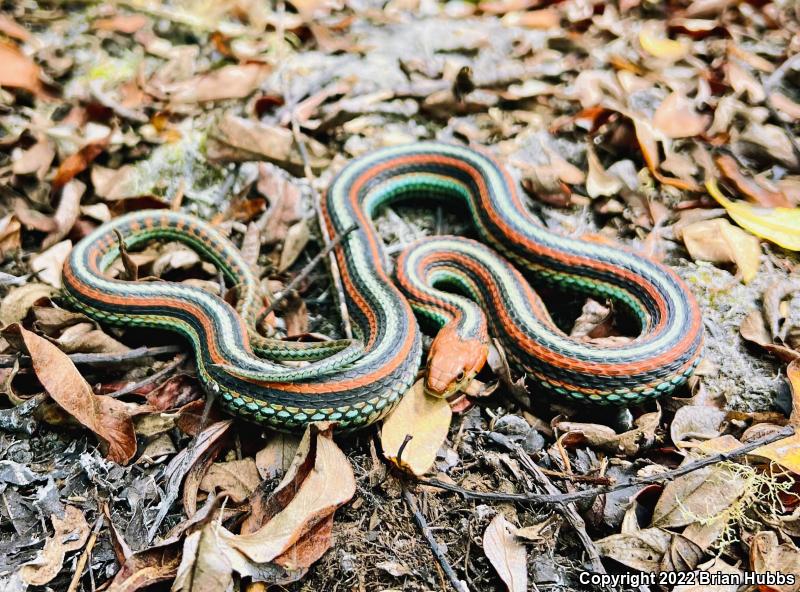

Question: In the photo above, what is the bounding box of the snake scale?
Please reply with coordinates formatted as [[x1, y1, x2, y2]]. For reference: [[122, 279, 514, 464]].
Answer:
[[62, 142, 704, 430]]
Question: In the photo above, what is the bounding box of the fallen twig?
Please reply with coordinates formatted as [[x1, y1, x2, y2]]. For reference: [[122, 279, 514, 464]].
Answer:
[[106, 353, 189, 398], [418, 425, 795, 505], [402, 484, 471, 592], [258, 223, 358, 321], [0, 345, 184, 368], [66, 512, 104, 592], [290, 112, 355, 339]]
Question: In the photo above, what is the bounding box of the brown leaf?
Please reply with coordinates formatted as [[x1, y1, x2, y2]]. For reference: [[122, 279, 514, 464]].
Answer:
[[381, 379, 452, 476], [12, 135, 55, 179], [0, 41, 47, 97], [673, 556, 742, 592], [0, 14, 32, 42], [19, 506, 90, 585], [652, 464, 746, 528], [278, 219, 311, 272], [681, 218, 760, 283], [739, 310, 799, 362], [585, 143, 622, 198], [92, 14, 150, 34], [52, 134, 111, 191], [157, 63, 270, 104], [220, 423, 355, 568], [0, 214, 22, 259], [207, 115, 329, 176], [173, 522, 234, 592], [653, 92, 710, 139], [199, 459, 262, 503], [0, 283, 55, 326], [750, 530, 800, 592], [556, 406, 660, 456], [670, 405, 726, 447], [31, 239, 72, 288], [483, 514, 527, 592], [256, 433, 302, 480], [715, 154, 791, 208], [14, 325, 137, 464], [43, 179, 84, 249], [595, 528, 672, 572]]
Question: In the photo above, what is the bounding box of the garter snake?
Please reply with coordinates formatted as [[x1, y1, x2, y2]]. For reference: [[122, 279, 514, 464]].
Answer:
[[62, 142, 704, 430]]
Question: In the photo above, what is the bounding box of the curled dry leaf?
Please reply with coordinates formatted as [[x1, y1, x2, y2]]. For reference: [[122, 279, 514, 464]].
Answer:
[[173, 522, 234, 592], [14, 325, 137, 464], [707, 178, 800, 251], [673, 556, 743, 592], [739, 310, 799, 362], [218, 423, 355, 571], [585, 143, 622, 198], [638, 27, 689, 61], [31, 239, 72, 289], [715, 154, 791, 208], [19, 506, 90, 585], [52, 134, 111, 191], [556, 406, 660, 456], [750, 530, 800, 592], [255, 433, 302, 479], [653, 92, 709, 139], [681, 218, 760, 284], [43, 179, 84, 250], [0, 283, 55, 326], [381, 379, 452, 476], [483, 514, 527, 592]]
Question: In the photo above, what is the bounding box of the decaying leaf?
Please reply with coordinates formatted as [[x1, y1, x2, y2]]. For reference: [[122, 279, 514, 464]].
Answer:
[[255, 433, 302, 479], [0, 41, 48, 97], [595, 528, 671, 572], [31, 239, 72, 288], [670, 405, 726, 446], [652, 464, 747, 528], [750, 530, 800, 592], [218, 423, 355, 572], [0, 283, 55, 326], [483, 514, 527, 592], [381, 379, 452, 476], [19, 506, 90, 585], [198, 458, 261, 503], [653, 92, 709, 139], [13, 325, 137, 464]]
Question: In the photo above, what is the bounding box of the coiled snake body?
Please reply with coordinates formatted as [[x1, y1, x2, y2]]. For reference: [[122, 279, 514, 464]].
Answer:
[[63, 143, 704, 430]]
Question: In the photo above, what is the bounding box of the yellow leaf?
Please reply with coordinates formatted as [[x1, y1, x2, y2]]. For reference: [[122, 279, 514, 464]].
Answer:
[[639, 28, 689, 61], [707, 178, 800, 251], [380, 379, 452, 476], [751, 432, 800, 474]]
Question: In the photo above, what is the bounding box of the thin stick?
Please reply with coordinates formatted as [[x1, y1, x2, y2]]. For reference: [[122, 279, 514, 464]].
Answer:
[[417, 425, 795, 505], [0, 345, 183, 368], [512, 443, 609, 584], [66, 513, 104, 592], [106, 353, 188, 398], [402, 485, 471, 592], [290, 114, 354, 339], [258, 223, 358, 322]]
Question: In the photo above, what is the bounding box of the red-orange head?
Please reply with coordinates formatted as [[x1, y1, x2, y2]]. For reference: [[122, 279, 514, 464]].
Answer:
[[425, 322, 489, 398]]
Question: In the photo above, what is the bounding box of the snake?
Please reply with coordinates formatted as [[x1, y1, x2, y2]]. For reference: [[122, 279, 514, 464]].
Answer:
[[62, 142, 704, 431]]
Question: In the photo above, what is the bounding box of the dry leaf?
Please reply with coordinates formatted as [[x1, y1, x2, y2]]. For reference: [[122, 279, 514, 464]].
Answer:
[[0, 213, 22, 258], [278, 219, 311, 272], [31, 239, 72, 288], [681, 218, 760, 283], [12, 135, 55, 179], [207, 114, 329, 175], [751, 432, 800, 475], [219, 423, 355, 569], [715, 154, 791, 208], [483, 514, 527, 592], [255, 433, 302, 479], [52, 135, 111, 191], [43, 179, 84, 249], [653, 92, 709, 138], [707, 178, 800, 251], [19, 506, 90, 585], [0, 283, 55, 326], [381, 379, 452, 476], [14, 325, 137, 464], [639, 27, 689, 61], [670, 405, 726, 446], [0, 41, 47, 97], [173, 522, 234, 592], [673, 556, 742, 592], [158, 63, 270, 104], [652, 464, 746, 528], [750, 530, 800, 592], [199, 459, 261, 503], [595, 528, 671, 572], [585, 144, 622, 198], [740, 310, 799, 362]]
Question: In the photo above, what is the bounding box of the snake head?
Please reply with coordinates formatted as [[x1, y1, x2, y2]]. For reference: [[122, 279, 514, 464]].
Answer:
[[425, 323, 489, 398]]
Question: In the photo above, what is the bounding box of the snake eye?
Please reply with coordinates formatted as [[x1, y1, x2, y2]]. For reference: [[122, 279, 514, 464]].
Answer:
[[456, 370, 466, 382]]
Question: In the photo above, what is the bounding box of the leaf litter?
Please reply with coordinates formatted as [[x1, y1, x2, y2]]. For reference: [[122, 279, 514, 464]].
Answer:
[[0, 0, 799, 591]]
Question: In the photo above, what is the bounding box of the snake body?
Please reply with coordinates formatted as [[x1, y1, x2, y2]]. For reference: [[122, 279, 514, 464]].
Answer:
[[63, 142, 703, 430]]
